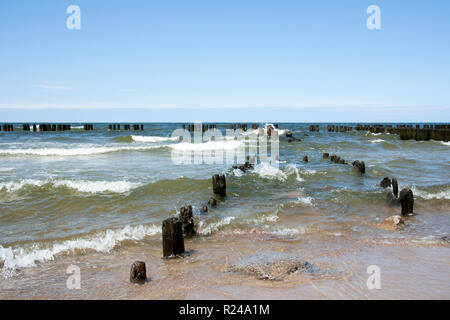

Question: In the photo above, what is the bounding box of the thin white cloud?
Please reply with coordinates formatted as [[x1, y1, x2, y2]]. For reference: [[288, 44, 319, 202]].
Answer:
[[32, 83, 76, 90]]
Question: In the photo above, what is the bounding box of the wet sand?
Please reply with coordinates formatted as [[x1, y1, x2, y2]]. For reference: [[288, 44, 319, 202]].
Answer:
[[1, 229, 449, 300]]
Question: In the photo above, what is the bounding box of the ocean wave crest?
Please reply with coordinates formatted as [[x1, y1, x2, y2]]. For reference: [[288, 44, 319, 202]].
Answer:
[[0, 145, 162, 156], [0, 224, 160, 277], [131, 135, 179, 143], [0, 179, 142, 194]]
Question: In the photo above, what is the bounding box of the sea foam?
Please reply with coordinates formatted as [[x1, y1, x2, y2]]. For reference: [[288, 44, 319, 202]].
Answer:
[[131, 135, 179, 143], [0, 224, 160, 277], [0, 179, 142, 194], [0, 145, 161, 156]]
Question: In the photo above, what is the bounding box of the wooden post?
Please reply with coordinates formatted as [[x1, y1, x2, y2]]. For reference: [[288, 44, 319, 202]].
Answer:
[[303, 156, 308, 163], [180, 205, 195, 237], [352, 160, 365, 174], [380, 177, 391, 188], [130, 261, 147, 284], [162, 217, 185, 258], [212, 174, 226, 196], [392, 178, 399, 198], [399, 188, 414, 215]]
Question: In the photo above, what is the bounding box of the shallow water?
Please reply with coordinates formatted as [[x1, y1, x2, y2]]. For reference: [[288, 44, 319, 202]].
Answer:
[[0, 123, 449, 299]]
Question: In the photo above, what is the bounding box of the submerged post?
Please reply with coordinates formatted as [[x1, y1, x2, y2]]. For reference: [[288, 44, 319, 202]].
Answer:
[[162, 217, 185, 258], [212, 174, 226, 196]]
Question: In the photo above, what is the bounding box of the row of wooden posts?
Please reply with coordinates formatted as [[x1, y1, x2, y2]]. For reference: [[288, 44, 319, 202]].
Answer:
[[0, 123, 146, 132], [182, 123, 217, 132], [180, 123, 277, 132], [108, 124, 144, 131], [131, 153, 416, 284], [131, 172, 227, 284]]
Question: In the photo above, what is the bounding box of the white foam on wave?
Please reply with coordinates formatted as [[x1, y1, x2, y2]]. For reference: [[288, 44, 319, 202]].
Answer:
[[441, 141, 450, 146], [249, 213, 279, 224], [131, 135, 179, 143], [197, 216, 235, 235], [412, 186, 450, 200], [169, 140, 243, 151], [295, 196, 314, 206], [370, 139, 385, 143], [301, 168, 317, 175], [253, 163, 288, 181], [285, 164, 304, 182], [0, 179, 142, 194], [0, 145, 161, 156], [0, 224, 160, 277], [269, 226, 308, 236]]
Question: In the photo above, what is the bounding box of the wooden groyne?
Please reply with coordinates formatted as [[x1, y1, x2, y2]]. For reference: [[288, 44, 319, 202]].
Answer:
[[321, 123, 449, 142]]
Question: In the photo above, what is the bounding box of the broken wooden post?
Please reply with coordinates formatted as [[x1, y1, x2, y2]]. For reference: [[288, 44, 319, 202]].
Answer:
[[162, 217, 185, 258], [130, 261, 147, 284], [180, 205, 195, 237], [399, 188, 414, 215], [352, 160, 365, 174], [212, 174, 226, 196], [392, 178, 399, 198], [380, 177, 391, 188]]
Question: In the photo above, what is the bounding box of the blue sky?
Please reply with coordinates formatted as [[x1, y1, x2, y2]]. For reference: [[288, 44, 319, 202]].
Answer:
[[0, 0, 449, 122]]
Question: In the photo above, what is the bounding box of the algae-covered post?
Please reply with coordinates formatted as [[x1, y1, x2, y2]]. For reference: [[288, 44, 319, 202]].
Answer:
[[130, 261, 147, 284], [162, 217, 185, 258], [212, 174, 226, 196], [180, 205, 195, 237]]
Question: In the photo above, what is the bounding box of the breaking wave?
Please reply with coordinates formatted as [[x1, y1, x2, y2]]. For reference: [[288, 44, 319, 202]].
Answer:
[[131, 135, 179, 143], [0, 145, 162, 156], [0, 224, 160, 277], [0, 179, 142, 194]]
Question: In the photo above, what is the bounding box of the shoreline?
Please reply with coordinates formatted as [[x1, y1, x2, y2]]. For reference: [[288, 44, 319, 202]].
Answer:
[[1, 229, 449, 300]]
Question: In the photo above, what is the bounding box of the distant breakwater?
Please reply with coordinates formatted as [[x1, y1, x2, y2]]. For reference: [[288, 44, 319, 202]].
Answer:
[[0, 122, 449, 142]]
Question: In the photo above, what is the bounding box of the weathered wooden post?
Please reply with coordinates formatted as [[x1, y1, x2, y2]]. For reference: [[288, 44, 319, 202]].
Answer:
[[212, 174, 226, 196], [130, 261, 147, 284], [180, 205, 195, 237], [352, 160, 365, 174], [303, 156, 308, 163], [392, 178, 399, 198], [399, 188, 414, 215], [162, 217, 185, 258], [380, 177, 391, 188]]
